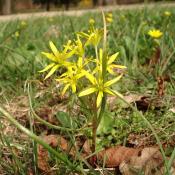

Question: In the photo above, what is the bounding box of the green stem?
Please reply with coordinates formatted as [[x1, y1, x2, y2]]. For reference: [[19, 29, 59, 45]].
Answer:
[[91, 96, 98, 153], [95, 45, 98, 61], [102, 11, 107, 81], [168, 148, 175, 172], [96, 11, 108, 129], [132, 22, 143, 69], [0, 106, 80, 172], [92, 112, 97, 153], [97, 95, 106, 126]]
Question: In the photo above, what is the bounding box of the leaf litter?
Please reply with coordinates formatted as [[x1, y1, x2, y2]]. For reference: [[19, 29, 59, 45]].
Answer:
[[1, 89, 175, 174]]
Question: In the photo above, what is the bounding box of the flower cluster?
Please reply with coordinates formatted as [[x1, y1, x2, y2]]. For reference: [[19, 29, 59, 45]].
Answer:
[[40, 19, 126, 107]]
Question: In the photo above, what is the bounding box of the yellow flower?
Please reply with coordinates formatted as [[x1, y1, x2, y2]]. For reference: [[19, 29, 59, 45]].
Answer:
[[21, 21, 27, 27], [39, 40, 75, 79], [107, 13, 113, 18], [164, 11, 171, 17], [89, 18, 95, 25], [79, 73, 123, 107], [74, 35, 85, 57], [106, 17, 113, 23], [56, 66, 86, 95], [95, 49, 126, 75], [106, 12, 113, 23], [148, 29, 163, 39], [15, 31, 20, 37], [78, 22, 103, 47]]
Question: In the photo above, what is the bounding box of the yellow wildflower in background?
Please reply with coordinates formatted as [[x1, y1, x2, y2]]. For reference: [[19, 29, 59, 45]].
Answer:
[[15, 31, 20, 37], [164, 11, 171, 17], [21, 21, 27, 27], [148, 29, 163, 39], [89, 18, 95, 25], [78, 28, 103, 47], [106, 12, 113, 23]]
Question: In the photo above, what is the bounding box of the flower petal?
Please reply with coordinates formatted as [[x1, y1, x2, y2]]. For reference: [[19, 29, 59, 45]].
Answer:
[[111, 64, 127, 69], [61, 84, 70, 96], [49, 41, 59, 57], [79, 87, 97, 97], [63, 40, 72, 53], [64, 50, 75, 59], [39, 63, 55, 72], [107, 67, 115, 75], [96, 91, 103, 107], [76, 72, 86, 80], [104, 74, 123, 87], [85, 72, 96, 85], [77, 57, 83, 68], [104, 88, 115, 96], [41, 52, 57, 62], [111, 90, 123, 98], [108, 52, 119, 64], [44, 65, 59, 79]]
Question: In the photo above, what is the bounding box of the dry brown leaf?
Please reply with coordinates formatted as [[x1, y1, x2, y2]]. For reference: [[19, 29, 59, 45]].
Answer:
[[119, 147, 165, 175], [37, 135, 70, 173], [107, 94, 144, 110], [36, 106, 58, 125], [123, 94, 144, 104], [97, 146, 140, 168], [82, 140, 91, 155]]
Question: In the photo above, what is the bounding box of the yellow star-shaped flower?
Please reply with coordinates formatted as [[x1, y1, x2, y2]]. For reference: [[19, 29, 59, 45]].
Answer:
[[79, 72, 123, 107]]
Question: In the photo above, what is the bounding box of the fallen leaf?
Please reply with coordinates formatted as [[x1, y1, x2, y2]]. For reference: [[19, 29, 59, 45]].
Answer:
[[37, 135, 71, 173], [119, 147, 164, 175], [123, 94, 144, 104], [107, 94, 144, 110], [96, 146, 140, 168]]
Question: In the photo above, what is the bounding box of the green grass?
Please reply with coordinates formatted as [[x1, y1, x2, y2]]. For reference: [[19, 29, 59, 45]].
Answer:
[[0, 5, 175, 174]]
